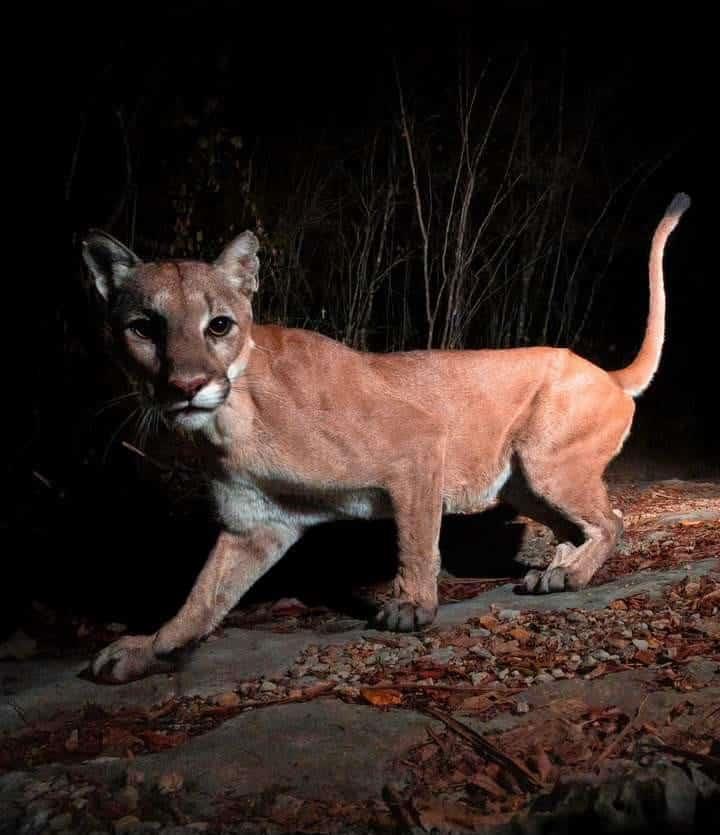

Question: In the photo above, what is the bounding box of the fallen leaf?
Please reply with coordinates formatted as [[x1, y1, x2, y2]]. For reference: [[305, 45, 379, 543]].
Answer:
[[138, 730, 189, 751], [157, 771, 184, 794], [64, 729, 79, 752], [101, 726, 143, 756], [633, 650, 656, 665], [460, 695, 493, 712], [270, 597, 308, 615], [478, 614, 500, 632], [209, 691, 241, 708], [531, 745, 554, 783], [360, 688, 403, 707], [509, 627, 531, 643], [469, 771, 507, 798]]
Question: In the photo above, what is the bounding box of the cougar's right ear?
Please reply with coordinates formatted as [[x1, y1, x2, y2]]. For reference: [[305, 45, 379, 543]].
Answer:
[[82, 231, 142, 301]]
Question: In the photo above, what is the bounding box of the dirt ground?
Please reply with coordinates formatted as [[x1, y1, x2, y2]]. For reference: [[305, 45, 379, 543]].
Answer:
[[1, 479, 718, 834]]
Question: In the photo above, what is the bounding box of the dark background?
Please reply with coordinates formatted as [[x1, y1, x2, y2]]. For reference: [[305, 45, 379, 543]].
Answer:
[[2, 2, 716, 638]]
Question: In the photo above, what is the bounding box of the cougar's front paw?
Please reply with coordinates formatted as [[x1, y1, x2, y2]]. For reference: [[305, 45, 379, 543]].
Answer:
[[91, 634, 172, 683], [373, 600, 437, 632]]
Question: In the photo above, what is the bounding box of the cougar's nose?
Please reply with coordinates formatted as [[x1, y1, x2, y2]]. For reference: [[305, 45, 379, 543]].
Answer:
[[168, 375, 210, 398]]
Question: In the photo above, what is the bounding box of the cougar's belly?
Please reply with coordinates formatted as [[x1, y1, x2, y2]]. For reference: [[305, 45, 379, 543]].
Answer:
[[441, 463, 512, 515]]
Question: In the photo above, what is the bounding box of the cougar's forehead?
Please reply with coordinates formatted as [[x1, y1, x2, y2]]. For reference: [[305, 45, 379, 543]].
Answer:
[[122, 261, 242, 319]]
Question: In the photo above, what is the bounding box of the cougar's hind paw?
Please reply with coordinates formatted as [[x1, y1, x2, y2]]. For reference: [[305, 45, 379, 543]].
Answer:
[[520, 566, 568, 594], [372, 600, 436, 632]]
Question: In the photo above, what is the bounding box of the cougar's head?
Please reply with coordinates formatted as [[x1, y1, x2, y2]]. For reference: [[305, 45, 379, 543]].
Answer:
[[83, 231, 260, 431]]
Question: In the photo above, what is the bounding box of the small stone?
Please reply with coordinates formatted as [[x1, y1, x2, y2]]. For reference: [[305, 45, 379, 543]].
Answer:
[[50, 813, 73, 831], [497, 668, 509, 680], [429, 647, 455, 664], [469, 627, 491, 638], [469, 645, 493, 659], [498, 609, 521, 621], [24, 780, 52, 800], [515, 700, 530, 714], [116, 785, 139, 812], [311, 663, 330, 674], [72, 785, 98, 799], [632, 638, 649, 651], [566, 612, 585, 623], [114, 816, 140, 834], [471, 671, 489, 685], [591, 649, 610, 661], [535, 673, 554, 683], [334, 684, 360, 698], [551, 668, 565, 679]]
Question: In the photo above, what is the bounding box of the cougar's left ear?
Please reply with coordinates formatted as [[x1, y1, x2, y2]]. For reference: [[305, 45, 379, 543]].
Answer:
[[82, 231, 142, 301], [214, 231, 260, 296]]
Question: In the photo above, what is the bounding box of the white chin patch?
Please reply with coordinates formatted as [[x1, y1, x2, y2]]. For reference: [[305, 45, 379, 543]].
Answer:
[[192, 381, 228, 409], [173, 409, 215, 431]]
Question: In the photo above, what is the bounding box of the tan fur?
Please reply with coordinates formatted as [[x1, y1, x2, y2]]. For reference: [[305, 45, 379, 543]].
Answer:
[[82, 195, 690, 682]]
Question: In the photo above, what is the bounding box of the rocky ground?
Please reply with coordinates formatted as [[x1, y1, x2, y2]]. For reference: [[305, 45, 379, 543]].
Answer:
[[1, 480, 719, 834]]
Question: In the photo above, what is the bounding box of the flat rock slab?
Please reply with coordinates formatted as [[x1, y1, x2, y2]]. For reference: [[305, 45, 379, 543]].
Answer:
[[68, 701, 438, 812], [1, 559, 716, 733]]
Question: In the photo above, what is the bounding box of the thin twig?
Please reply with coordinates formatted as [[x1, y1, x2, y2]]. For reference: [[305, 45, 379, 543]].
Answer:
[[594, 694, 649, 766], [422, 704, 540, 790]]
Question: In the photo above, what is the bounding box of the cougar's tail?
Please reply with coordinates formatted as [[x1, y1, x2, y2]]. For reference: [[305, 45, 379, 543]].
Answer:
[[610, 193, 691, 397]]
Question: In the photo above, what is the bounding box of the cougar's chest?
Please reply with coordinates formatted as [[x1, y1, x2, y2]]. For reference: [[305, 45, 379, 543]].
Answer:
[[211, 474, 392, 533]]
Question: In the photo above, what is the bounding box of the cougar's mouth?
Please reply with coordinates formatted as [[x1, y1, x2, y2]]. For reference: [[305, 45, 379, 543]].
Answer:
[[160, 379, 231, 430]]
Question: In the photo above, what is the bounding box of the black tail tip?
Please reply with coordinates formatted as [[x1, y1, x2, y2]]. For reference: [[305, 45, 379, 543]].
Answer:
[[665, 192, 691, 218]]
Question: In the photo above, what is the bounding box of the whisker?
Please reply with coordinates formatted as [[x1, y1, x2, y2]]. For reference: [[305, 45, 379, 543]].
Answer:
[[102, 407, 141, 466], [94, 391, 140, 417]]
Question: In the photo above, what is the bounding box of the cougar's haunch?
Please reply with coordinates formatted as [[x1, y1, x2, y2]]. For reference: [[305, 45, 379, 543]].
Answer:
[[83, 194, 690, 682]]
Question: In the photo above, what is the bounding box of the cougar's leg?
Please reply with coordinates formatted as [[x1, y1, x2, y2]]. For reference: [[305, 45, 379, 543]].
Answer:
[[517, 468, 622, 594], [374, 438, 445, 632], [91, 524, 299, 682]]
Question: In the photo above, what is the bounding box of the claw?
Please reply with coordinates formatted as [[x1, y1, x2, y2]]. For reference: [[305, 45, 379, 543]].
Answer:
[[89, 634, 168, 684], [372, 600, 436, 632], [522, 569, 543, 593]]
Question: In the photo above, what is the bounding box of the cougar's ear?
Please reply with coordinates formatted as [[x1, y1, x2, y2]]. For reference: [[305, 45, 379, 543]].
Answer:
[[82, 231, 142, 301], [214, 231, 260, 296]]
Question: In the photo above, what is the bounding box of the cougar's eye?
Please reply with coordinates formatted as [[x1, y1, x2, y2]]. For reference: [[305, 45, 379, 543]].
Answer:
[[128, 319, 155, 340], [207, 316, 233, 337]]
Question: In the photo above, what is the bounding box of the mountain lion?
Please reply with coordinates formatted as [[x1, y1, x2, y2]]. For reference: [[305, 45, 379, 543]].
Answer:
[[83, 193, 690, 682]]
